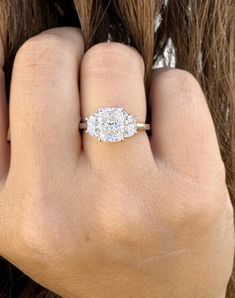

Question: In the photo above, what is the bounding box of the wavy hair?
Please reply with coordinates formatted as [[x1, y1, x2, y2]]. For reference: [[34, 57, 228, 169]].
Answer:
[[0, 1, 234, 297]]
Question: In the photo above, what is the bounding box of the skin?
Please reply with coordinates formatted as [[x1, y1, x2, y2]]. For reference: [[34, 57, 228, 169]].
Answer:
[[0, 27, 234, 298]]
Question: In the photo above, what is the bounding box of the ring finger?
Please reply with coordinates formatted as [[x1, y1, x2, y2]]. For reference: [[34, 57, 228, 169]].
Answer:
[[80, 42, 153, 172]]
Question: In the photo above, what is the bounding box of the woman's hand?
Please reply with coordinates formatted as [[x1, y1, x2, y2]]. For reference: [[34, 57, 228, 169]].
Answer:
[[0, 27, 234, 298]]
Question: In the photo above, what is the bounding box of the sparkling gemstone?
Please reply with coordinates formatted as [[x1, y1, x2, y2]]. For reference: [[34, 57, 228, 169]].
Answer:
[[87, 115, 97, 137], [86, 107, 138, 142], [124, 115, 137, 138]]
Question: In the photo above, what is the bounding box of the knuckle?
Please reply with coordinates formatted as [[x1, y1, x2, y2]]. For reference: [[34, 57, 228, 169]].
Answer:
[[171, 185, 229, 233], [170, 69, 199, 85], [16, 34, 66, 63], [15, 30, 83, 69], [156, 68, 200, 88], [152, 171, 230, 235], [153, 68, 204, 106], [82, 42, 145, 76]]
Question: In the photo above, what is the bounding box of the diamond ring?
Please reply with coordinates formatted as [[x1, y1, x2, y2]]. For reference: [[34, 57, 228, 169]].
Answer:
[[80, 107, 150, 142]]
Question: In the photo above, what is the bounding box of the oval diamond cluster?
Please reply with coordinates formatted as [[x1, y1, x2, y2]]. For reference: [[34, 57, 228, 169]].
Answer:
[[87, 107, 137, 142]]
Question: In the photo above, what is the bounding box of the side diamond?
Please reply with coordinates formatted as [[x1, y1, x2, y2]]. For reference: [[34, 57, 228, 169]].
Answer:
[[124, 114, 137, 137], [87, 115, 97, 137]]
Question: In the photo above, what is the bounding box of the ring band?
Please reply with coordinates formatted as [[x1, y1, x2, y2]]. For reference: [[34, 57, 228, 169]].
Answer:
[[7, 107, 150, 143]]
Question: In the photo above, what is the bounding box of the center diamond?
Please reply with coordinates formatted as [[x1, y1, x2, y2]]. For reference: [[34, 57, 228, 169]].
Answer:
[[87, 107, 137, 142]]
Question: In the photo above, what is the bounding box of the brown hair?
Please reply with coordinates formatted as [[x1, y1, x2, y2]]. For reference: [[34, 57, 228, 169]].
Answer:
[[0, 1, 234, 297]]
